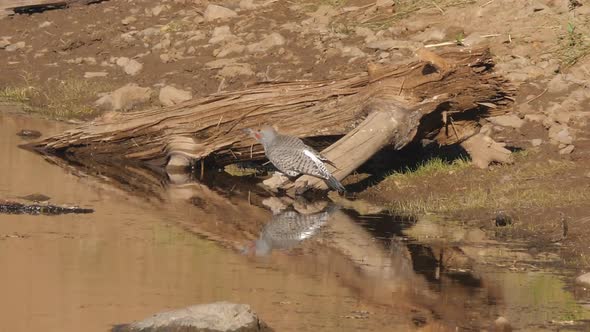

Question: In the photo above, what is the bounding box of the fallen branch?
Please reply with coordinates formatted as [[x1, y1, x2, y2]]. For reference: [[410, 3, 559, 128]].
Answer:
[[28, 47, 514, 191]]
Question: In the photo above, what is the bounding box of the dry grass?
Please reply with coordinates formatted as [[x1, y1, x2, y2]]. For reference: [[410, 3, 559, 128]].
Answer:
[[0, 86, 36, 103], [362, 0, 476, 29], [1, 79, 112, 120], [557, 22, 590, 68], [374, 155, 587, 216]]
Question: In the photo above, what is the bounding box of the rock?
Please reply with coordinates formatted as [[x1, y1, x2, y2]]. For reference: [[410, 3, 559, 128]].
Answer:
[[576, 273, 590, 288], [84, 71, 108, 78], [239, 0, 259, 10], [0, 39, 10, 49], [215, 43, 245, 57], [206, 59, 255, 78], [115, 57, 143, 76], [140, 27, 160, 38], [95, 84, 152, 112], [340, 45, 366, 58], [159, 86, 193, 106], [494, 316, 512, 332], [246, 33, 285, 53], [38, 21, 52, 28], [495, 211, 512, 227], [355, 27, 376, 43], [531, 138, 542, 147], [121, 16, 137, 25], [547, 74, 571, 94], [524, 113, 546, 123], [151, 5, 166, 16], [487, 114, 524, 129], [209, 26, 236, 44], [124, 61, 143, 75], [559, 144, 575, 155], [219, 64, 254, 78], [548, 125, 574, 145], [5, 41, 25, 52], [112, 302, 272, 332], [16, 129, 42, 138], [204, 4, 237, 21], [365, 39, 421, 51]]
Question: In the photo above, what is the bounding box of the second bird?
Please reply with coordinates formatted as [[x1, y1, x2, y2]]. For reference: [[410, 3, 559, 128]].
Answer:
[[245, 126, 345, 193]]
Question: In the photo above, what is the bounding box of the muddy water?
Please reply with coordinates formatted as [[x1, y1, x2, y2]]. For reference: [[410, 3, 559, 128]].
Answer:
[[1, 113, 589, 332]]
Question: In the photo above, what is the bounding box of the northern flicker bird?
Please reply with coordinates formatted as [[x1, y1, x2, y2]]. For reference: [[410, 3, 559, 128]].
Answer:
[[245, 126, 346, 193]]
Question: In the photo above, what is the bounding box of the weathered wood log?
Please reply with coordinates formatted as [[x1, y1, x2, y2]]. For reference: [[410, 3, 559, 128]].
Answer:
[[30, 47, 514, 190]]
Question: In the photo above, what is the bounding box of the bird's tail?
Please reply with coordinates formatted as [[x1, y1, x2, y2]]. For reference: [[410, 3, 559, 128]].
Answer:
[[325, 175, 346, 194]]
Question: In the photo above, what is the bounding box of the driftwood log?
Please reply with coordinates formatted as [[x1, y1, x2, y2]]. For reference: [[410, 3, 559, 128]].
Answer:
[[30, 47, 514, 192]]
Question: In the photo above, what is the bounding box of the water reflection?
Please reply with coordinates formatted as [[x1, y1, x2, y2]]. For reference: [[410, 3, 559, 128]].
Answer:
[[246, 204, 337, 256]]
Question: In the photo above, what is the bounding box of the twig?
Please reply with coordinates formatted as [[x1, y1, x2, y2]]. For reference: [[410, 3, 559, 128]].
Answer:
[[229, 149, 238, 160], [424, 41, 456, 48], [481, 0, 494, 7], [481, 34, 501, 38], [449, 116, 460, 141], [431, 0, 444, 14], [508, 34, 512, 43], [200, 158, 204, 180], [524, 88, 548, 104], [216, 115, 223, 130], [217, 77, 226, 93], [398, 76, 406, 95]]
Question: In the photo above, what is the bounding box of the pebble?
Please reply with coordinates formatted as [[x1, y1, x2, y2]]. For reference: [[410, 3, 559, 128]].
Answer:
[[5, 41, 25, 52]]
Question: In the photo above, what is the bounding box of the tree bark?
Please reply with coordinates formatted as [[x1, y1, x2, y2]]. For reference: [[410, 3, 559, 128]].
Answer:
[[29, 47, 514, 189]]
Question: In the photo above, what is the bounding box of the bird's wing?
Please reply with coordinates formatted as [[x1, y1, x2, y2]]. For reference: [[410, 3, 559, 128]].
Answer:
[[267, 146, 330, 179], [302, 145, 338, 169]]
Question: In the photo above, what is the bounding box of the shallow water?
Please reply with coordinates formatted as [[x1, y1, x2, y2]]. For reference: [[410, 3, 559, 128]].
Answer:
[[1, 113, 589, 332]]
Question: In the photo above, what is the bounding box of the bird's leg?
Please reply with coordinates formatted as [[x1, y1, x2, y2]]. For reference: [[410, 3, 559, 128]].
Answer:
[[294, 179, 311, 196]]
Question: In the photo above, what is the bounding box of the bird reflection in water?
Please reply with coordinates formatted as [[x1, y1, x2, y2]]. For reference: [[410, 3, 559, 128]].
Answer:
[[244, 204, 339, 256]]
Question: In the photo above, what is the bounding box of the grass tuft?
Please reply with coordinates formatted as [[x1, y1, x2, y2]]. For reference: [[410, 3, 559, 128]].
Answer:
[[0, 86, 36, 103], [362, 0, 476, 29], [557, 22, 590, 67], [387, 156, 471, 181], [1, 79, 112, 120], [377, 155, 586, 216]]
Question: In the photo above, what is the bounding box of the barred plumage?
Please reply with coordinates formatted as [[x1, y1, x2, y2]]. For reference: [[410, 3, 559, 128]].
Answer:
[[245, 126, 345, 193], [250, 206, 338, 256]]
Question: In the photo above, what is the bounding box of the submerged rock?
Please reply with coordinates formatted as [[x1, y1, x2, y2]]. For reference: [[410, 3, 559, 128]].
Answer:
[[16, 129, 42, 138], [112, 302, 272, 332], [19, 193, 51, 202]]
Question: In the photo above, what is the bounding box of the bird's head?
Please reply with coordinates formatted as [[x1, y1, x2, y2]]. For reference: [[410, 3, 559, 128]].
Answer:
[[243, 125, 277, 144]]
